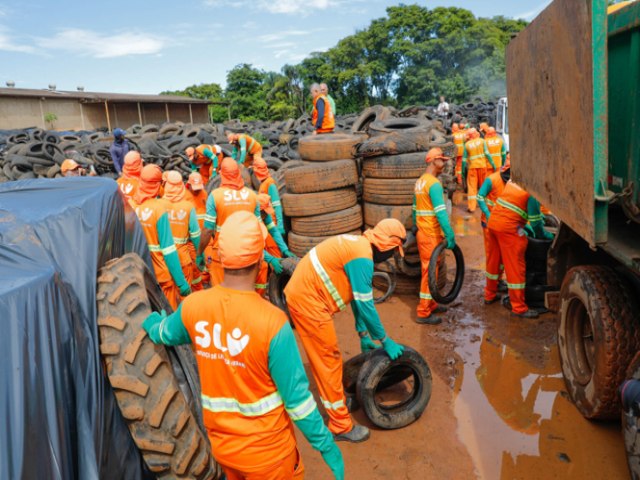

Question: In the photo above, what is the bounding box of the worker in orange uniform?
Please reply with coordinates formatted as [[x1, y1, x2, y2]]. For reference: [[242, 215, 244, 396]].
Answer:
[[477, 155, 511, 295], [412, 148, 456, 324], [142, 211, 344, 480], [484, 127, 507, 172], [184, 172, 208, 289], [226, 132, 263, 168], [61, 159, 96, 177], [451, 123, 465, 185], [311, 83, 335, 134], [129, 164, 191, 308], [199, 157, 260, 286], [163, 171, 203, 294], [116, 151, 142, 201], [463, 128, 496, 213], [284, 219, 407, 442], [252, 156, 285, 234], [484, 180, 554, 318], [186, 144, 221, 185], [479, 122, 490, 138]]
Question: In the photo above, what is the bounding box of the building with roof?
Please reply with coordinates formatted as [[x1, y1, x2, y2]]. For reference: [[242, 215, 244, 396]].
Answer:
[[0, 87, 214, 131]]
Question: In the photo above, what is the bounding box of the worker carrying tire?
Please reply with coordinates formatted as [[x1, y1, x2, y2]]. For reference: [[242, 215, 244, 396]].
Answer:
[[226, 132, 263, 168], [116, 151, 142, 200], [463, 128, 496, 213], [199, 157, 260, 287], [142, 211, 345, 480], [162, 171, 203, 294], [184, 172, 209, 290], [284, 219, 407, 443], [186, 144, 221, 185], [451, 123, 465, 185], [484, 178, 554, 318], [310, 83, 335, 135], [129, 164, 191, 308], [412, 148, 456, 325], [253, 156, 285, 235], [484, 127, 507, 171]]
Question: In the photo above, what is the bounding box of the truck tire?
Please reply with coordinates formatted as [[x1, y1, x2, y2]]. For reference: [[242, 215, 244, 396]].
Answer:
[[362, 152, 427, 179], [356, 346, 432, 429], [297, 133, 363, 161], [290, 205, 362, 237], [363, 203, 414, 230], [287, 230, 361, 257], [97, 253, 221, 479], [284, 159, 358, 194], [282, 188, 357, 217], [558, 266, 640, 419], [363, 178, 415, 205]]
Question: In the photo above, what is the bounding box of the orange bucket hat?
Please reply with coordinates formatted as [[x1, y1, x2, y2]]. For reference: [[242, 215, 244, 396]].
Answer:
[[252, 156, 270, 181], [163, 170, 186, 202], [218, 211, 267, 269], [220, 157, 244, 190], [122, 151, 142, 178], [362, 218, 406, 256], [134, 164, 163, 204], [257, 193, 275, 216], [187, 172, 204, 191]]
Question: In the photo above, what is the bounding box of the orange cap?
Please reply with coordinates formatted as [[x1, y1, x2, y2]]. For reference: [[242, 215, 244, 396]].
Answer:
[[362, 218, 406, 257], [467, 128, 478, 139], [425, 147, 449, 164], [185, 147, 195, 161], [486, 127, 497, 137], [252, 156, 269, 181], [218, 211, 267, 269], [188, 172, 204, 191], [258, 193, 275, 216], [163, 170, 186, 202], [479, 122, 489, 132], [61, 159, 80, 173], [451, 123, 459, 132]]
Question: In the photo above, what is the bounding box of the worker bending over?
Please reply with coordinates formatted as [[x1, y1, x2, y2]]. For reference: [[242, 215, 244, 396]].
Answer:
[[186, 144, 221, 185], [463, 128, 496, 213], [484, 127, 507, 171], [226, 132, 263, 168], [310, 83, 335, 135], [284, 220, 406, 442], [129, 164, 190, 308], [116, 151, 142, 201], [143, 211, 344, 480], [253, 156, 285, 234], [413, 148, 456, 324]]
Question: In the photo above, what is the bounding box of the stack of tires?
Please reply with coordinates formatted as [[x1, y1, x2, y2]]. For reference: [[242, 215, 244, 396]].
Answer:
[[282, 134, 364, 257]]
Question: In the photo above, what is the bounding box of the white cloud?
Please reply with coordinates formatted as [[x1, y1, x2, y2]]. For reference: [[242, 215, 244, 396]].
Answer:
[[36, 29, 165, 58], [203, 0, 336, 15], [0, 31, 34, 53], [258, 29, 310, 43]]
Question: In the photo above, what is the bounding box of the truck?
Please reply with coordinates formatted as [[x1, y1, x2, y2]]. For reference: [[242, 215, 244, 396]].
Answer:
[[506, 0, 640, 474]]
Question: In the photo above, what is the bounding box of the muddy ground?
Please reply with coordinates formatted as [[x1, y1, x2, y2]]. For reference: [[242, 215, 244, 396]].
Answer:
[[295, 199, 629, 479]]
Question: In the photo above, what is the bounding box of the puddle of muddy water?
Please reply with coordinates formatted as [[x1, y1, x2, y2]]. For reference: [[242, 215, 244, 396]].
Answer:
[[451, 313, 628, 479]]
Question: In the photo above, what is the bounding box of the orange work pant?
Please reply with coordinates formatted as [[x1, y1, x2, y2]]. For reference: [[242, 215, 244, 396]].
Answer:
[[482, 225, 504, 281], [160, 280, 180, 310], [205, 245, 225, 287], [288, 303, 352, 435], [187, 242, 204, 291], [255, 260, 269, 297], [455, 156, 463, 184], [417, 231, 443, 318], [466, 167, 487, 212], [485, 227, 528, 314], [220, 447, 305, 480]]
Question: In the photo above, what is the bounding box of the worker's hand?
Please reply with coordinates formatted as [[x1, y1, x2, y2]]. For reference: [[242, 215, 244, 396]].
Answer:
[[445, 233, 456, 250], [268, 257, 284, 275], [142, 310, 167, 344], [178, 282, 191, 297], [283, 250, 296, 259], [196, 253, 206, 271], [360, 334, 380, 353], [542, 229, 555, 240], [321, 443, 345, 480], [381, 337, 404, 360], [403, 230, 417, 251]]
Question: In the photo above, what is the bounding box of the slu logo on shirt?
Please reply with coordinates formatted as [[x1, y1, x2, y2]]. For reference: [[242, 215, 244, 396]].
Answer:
[[223, 189, 250, 202], [168, 209, 187, 221], [140, 208, 153, 221], [415, 179, 427, 192], [120, 183, 133, 195], [195, 321, 250, 357]]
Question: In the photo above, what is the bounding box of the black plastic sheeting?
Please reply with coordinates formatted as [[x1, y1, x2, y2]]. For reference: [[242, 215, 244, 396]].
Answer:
[[0, 178, 154, 479]]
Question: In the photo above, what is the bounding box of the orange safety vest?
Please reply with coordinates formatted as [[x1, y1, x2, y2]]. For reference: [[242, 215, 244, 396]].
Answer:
[[414, 173, 445, 238], [238, 135, 262, 155], [489, 181, 531, 232], [164, 199, 195, 268], [312, 95, 335, 133], [452, 131, 465, 158], [284, 234, 371, 315], [485, 136, 504, 170], [480, 171, 506, 223], [181, 287, 297, 472], [209, 186, 258, 249], [259, 177, 278, 225], [129, 198, 172, 284], [185, 188, 208, 230], [116, 176, 139, 201], [465, 138, 490, 169]]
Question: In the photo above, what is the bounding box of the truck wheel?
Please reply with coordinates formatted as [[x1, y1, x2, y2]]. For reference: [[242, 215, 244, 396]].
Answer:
[[558, 266, 640, 419], [97, 253, 221, 479]]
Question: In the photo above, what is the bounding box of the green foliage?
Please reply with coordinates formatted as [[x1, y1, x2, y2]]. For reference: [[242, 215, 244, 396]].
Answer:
[[44, 112, 57, 128], [161, 83, 228, 123]]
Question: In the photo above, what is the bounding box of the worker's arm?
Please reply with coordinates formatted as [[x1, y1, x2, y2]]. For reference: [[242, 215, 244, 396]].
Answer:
[[264, 214, 293, 257], [412, 195, 417, 226], [429, 182, 455, 249], [200, 193, 217, 255], [462, 145, 469, 181], [315, 98, 325, 130], [143, 304, 192, 346], [238, 137, 247, 165], [269, 322, 344, 478], [344, 258, 386, 340], [501, 143, 507, 165], [110, 144, 123, 174], [527, 196, 553, 239], [477, 178, 493, 221], [188, 208, 204, 267], [202, 148, 218, 176], [267, 183, 285, 234], [483, 142, 496, 170], [157, 213, 190, 294]]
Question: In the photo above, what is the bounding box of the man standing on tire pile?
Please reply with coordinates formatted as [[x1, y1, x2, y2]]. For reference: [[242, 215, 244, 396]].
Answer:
[[284, 219, 407, 443], [253, 156, 285, 235], [184, 172, 209, 290], [116, 151, 142, 201], [463, 127, 496, 213], [226, 132, 263, 168], [142, 211, 345, 480], [199, 157, 260, 287], [310, 83, 335, 135], [320, 83, 336, 116], [129, 164, 191, 309], [412, 148, 456, 325]]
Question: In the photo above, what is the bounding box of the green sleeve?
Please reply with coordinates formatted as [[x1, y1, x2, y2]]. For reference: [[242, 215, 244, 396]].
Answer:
[[267, 183, 285, 230], [477, 178, 493, 219], [264, 250, 276, 263], [429, 183, 454, 239], [264, 215, 290, 255], [527, 196, 546, 238], [202, 148, 213, 159], [157, 213, 188, 288], [188, 208, 201, 251], [149, 304, 192, 345], [412, 195, 417, 225], [501, 143, 507, 164], [254, 202, 261, 219], [231, 146, 239, 162], [462, 144, 468, 164], [344, 258, 386, 340], [269, 323, 336, 454], [204, 193, 217, 230], [484, 142, 496, 170], [239, 137, 247, 164]]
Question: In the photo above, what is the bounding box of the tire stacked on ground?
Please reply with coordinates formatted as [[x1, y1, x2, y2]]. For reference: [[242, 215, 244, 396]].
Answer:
[[282, 134, 363, 257]]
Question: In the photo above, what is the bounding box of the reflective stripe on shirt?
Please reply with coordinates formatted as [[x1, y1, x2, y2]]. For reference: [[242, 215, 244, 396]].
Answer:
[[497, 198, 528, 220], [286, 395, 318, 421], [201, 391, 283, 417], [353, 291, 374, 302], [309, 247, 346, 311]]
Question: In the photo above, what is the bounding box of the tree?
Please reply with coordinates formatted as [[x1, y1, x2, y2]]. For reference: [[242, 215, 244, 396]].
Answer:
[[225, 64, 268, 121], [161, 83, 228, 122]]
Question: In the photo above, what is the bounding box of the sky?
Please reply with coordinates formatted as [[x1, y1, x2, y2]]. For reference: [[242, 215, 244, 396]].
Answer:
[[0, 0, 552, 95]]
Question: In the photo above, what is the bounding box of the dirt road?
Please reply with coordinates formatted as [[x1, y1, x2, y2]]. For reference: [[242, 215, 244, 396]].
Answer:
[[297, 201, 629, 479]]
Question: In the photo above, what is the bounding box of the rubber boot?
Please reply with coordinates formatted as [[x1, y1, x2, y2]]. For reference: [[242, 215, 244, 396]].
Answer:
[[334, 425, 370, 443]]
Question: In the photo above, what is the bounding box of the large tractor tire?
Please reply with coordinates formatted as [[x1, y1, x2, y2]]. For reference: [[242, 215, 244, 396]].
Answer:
[[558, 265, 640, 419], [363, 178, 416, 205], [297, 133, 364, 161], [287, 230, 361, 258], [282, 188, 357, 217], [361, 152, 427, 179], [284, 159, 358, 194], [97, 253, 221, 479], [290, 205, 362, 237]]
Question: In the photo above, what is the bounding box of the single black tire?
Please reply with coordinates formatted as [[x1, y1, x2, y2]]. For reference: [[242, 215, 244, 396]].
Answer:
[[427, 242, 465, 304], [361, 152, 427, 179], [284, 159, 358, 194], [351, 106, 392, 133], [368, 118, 431, 137], [297, 133, 364, 161], [342, 349, 413, 397], [558, 266, 640, 419], [290, 205, 363, 237], [282, 188, 357, 217], [287, 230, 361, 257], [356, 346, 432, 429], [97, 253, 221, 479], [363, 178, 416, 205], [372, 271, 395, 304]]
